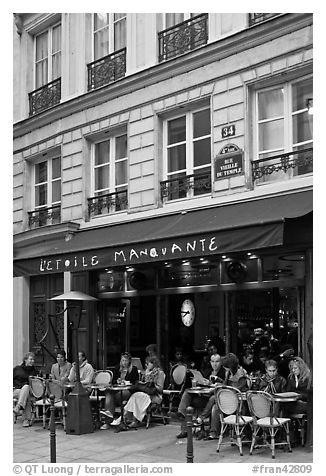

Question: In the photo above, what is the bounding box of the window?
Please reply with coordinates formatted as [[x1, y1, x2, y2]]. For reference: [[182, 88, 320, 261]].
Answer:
[[162, 107, 211, 201], [35, 23, 61, 88], [29, 156, 61, 227], [253, 76, 313, 183], [93, 13, 126, 60], [164, 13, 200, 29], [89, 134, 128, 216]]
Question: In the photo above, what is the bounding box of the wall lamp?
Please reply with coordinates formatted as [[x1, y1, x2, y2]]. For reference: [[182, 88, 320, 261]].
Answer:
[[306, 98, 313, 115]]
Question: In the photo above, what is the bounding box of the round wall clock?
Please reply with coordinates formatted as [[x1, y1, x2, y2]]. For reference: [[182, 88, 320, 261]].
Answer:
[[181, 299, 195, 327]]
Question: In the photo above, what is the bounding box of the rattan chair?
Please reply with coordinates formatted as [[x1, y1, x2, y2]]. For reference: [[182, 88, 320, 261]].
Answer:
[[29, 376, 50, 428], [47, 379, 68, 430], [289, 413, 307, 447], [89, 370, 113, 427], [163, 364, 187, 414], [215, 386, 253, 456], [146, 371, 168, 429], [246, 390, 292, 459]]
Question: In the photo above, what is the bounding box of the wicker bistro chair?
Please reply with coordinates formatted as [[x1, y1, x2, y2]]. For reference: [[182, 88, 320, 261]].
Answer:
[[289, 413, 307, 447], [163, 364, 187, 414], [89, 370, 113, 427], [145, 371, 168, 429], [246, 390, 292, 459], [47, 379, 68, 430], [215, 386, 253, 456], [29, 376, 51, 428]]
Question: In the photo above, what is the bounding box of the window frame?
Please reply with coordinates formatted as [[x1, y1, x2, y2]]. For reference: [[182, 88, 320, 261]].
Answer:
[[253, 74, 313, 161], [163, 13, 200, 29], [33, 21, 61, 89], [91, 133, 128, 197], [92, 13, 127, 62], [32, 155, 62, 211], [163, 105, 212, 200]]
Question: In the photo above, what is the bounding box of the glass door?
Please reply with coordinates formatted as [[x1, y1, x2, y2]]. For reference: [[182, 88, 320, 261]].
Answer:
[[98, 299, 130, 369]]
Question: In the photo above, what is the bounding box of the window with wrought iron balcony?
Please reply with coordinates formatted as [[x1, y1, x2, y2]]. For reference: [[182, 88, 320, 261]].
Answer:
[[29, 23, 61, 116], [252, 77, 313, 184], [248, 13, 281, 26], [87, 13, 126, 91], [28, 157, 61, 228], [158, 13, 208, 62], [88, 134, 128, 218], [161, 107, 212, 202]]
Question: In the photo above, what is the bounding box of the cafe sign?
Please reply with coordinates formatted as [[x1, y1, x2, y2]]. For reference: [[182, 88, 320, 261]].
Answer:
[[214, 144, 243, 180]]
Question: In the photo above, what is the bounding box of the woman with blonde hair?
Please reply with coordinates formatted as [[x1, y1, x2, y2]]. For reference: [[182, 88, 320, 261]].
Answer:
[[283, 356, 311, 415]]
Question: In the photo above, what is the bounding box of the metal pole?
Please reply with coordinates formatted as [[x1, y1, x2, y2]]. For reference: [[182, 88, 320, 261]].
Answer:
[[49, 394, 56, 463], [186, 406, 194, 463]]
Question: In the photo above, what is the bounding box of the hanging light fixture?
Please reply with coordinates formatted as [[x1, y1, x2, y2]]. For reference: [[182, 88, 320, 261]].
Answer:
[[306, 98, 313, 115]]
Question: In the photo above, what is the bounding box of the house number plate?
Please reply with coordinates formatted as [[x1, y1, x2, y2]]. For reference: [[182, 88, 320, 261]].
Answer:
[[221, 125, 236, 138]]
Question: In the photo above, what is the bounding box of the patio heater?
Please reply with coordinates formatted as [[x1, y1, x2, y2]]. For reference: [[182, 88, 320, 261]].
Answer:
[[50, 291, 98, 435]]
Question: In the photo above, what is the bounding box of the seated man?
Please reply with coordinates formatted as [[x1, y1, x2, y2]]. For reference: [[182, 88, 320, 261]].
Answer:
[[200, 344, 218, 378], [13, 351, 38, 427], [176, 353, 225, 439], [68, 351, 94, 389], [258, 359, 286, 394]]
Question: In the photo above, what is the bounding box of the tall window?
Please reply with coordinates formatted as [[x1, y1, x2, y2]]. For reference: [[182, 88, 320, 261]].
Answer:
[[35, 23, 61, 88], [165, 13, 200, 28], [163, 107, 211, 200], [93, 13, 126, 60], [93, 134, 128, 197], [254, 76, 313, 182], [34, 157, 61, 209]]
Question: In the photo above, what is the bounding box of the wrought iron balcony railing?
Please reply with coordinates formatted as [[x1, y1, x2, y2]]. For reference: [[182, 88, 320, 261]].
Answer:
[[88, 189, 128, 217], [158, 14, 208, 62], [160, 171, 211, 201], [248, 13, 281, 26], [29, 78, 61, 116], [252, 147, 313, 182], [28, 205, 61, 228], [87, 48, 126, 91]]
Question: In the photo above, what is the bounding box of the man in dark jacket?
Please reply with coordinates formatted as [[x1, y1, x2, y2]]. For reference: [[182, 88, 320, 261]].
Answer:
[[13, 352, 37, 427]]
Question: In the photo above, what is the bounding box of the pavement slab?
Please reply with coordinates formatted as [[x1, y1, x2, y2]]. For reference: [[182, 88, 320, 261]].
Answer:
[[13, 420, 313, 464]]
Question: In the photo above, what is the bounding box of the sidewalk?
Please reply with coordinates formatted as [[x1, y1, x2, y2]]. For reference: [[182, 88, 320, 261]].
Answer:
[[13, 420, 313, 464]]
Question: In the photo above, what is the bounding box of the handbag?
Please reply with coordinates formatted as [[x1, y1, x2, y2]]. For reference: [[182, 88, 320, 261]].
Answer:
[[131, 381, 157, 396]]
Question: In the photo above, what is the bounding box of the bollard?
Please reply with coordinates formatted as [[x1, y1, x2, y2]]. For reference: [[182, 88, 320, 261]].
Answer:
[[49, 394, 56, 463], [186, 406, 194, 463]]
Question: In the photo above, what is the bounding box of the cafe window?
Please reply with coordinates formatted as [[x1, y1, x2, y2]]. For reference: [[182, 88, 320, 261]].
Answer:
[[161, 107, 212, 201], [93, 13, 126, 61], [253, 76, 313, 183]]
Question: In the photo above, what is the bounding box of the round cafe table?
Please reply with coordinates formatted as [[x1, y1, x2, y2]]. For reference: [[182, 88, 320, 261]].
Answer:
[[106, 384, 133, 431]]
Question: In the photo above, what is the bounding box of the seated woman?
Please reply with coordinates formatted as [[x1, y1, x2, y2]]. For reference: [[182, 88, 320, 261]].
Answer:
[[100, 352, 139, 429], [123, 356, 165, 428], [282, 356, 311, 416], [258, 359, 286, 394], [176, 352, 225, 439], [50, 350, 72, 385]]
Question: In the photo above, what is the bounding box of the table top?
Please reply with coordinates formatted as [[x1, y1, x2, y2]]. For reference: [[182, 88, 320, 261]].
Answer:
[[187, 386, 214, 395]]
